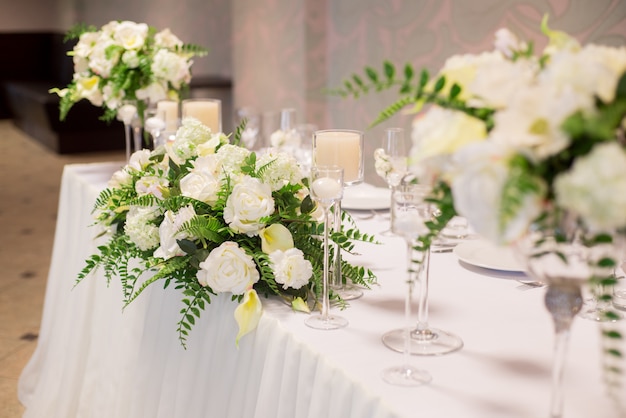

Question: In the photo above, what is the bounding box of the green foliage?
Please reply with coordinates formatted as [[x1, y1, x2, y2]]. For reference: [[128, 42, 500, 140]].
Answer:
[[332, 60, 495, 130]]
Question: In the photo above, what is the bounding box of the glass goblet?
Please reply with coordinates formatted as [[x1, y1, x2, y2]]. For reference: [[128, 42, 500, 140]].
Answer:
[[382, 182, 464, 356], [381, 184, 432, 386], [305, 166, 348, 330], [312, 129, 365, 300]]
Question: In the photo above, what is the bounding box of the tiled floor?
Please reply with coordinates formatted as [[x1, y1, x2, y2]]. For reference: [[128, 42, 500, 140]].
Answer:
[[0, 120, 124, 417]]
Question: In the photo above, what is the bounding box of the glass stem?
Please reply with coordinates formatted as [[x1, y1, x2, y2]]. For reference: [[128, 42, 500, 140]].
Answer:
[[321, 205, 331, 322], [544, 283, 583, 418], [332, 199, 342, 288], [403, 240, 415, 369], [415, 247, 431, 333], [124, 123, 132, 162], [133, 123, 142, 152]]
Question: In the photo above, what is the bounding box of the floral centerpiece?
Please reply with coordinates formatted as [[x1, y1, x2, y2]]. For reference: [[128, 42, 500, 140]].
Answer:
[[50, 20, 207, 123], [338, 15, 626, 412], [79, 117, 377, 346]]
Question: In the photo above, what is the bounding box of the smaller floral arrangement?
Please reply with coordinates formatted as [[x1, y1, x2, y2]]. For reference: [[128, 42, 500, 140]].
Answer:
[[79, 118, 377, 346], [50, 20, 207, 123]]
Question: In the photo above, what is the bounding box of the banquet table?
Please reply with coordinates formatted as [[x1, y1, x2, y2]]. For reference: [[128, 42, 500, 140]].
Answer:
[[18, 162, 625, 418]]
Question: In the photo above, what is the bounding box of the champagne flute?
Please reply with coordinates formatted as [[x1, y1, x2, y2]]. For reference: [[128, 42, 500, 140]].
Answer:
[[382, 183, 432, 386], [382, 181, 464, 356], [376, 127, 407, 236], [306, 166, 348, 330], [312, 129, 364, 300]]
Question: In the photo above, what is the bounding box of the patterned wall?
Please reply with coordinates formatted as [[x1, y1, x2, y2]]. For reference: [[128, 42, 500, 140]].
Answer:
[[233, 0, 626, 183]]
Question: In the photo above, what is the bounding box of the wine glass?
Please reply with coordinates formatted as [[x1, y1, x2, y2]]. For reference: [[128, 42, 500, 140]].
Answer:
[[235, 107, 261, 150], [312, 129, 364, 300], [381, 183, 432, 386], [305, 166, 348, 330], [376, 127, 407, 236], [382, 181, 464, 356]]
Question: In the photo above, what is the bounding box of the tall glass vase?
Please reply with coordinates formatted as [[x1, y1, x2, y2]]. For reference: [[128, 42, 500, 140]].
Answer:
[[513, 216, 622, 418]]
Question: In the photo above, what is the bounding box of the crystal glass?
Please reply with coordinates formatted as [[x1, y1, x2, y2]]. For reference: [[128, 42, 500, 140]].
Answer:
[[305, 166, 348, 330], [144, 107, 166, 148], [378, 127, 407, 236], [381, 184, 432, 386], [513, 217, 623, 418], [235, 107, 260, 150], [182, 98, 222, 133], [295, 123, 318, 177], [312, 129, 364, 300], [116, 100, 142, 161], [382, 182, 464, 356], [156, 99, 180, 145]]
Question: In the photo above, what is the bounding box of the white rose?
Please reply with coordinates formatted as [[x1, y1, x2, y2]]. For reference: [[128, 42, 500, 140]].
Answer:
[[269, 248, 312, 290], [224, 176, 274, 236], [197, 242, 260, 295], [555, 142, 626, 231], [113, 21, 149, 50], [410, 106, 486, 183], [494, 28, 527, 58], [135, 81, 168, 104], [489, 84, 581, 162], [153, 205, 196, 260], [180, 155, 222, 205], [154, 28, 183, 48], [73, 31, 99, 59], [127, 149, 151, 171], [107, 169, 132, 189]]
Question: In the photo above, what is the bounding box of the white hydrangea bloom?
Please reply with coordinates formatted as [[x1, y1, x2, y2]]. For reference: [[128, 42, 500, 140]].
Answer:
[[256, 150, 302, 191], [555, 142, 626, 231], [124, 205, 161, 251], [216, 144, 251, 178], [152, 49, 191, 89]]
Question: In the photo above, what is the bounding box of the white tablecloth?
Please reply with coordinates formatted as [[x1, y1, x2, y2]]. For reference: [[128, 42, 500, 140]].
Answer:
[[18, 162, 625, 418]]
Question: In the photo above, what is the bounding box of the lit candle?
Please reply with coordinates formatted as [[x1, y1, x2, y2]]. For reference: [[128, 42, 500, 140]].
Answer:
[[157, 100, 179, 132], [314, 131, 363, 184], [182, 99, 221, 132], [312, 177, 342, 201]]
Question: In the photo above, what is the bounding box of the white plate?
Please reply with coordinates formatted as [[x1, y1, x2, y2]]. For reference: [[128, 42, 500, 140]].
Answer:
[[453, 239, 524, 272], [342, 183, 390, 210]]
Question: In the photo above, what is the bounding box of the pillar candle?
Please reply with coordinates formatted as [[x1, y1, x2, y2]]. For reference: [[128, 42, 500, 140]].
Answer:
[[182, 99, 222, 133], [313, 131, 363, 184], [157, 100, 179, 132]]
